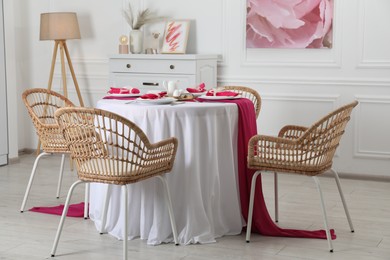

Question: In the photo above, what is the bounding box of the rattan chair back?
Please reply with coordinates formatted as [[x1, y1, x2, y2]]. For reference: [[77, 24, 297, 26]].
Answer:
[[55, 107, 178, 185], [248, 101, 358, 175], [221, 86, 261, 118], [22, 88, 75, 153]]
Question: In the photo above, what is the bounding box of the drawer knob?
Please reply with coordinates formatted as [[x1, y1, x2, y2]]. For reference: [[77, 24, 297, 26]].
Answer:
[[169, 65, 175, 70], [126, 64, 131, 69]]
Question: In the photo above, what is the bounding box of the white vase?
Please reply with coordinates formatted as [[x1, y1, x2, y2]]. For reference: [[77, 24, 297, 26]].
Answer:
[[130, 30, 143, 54]]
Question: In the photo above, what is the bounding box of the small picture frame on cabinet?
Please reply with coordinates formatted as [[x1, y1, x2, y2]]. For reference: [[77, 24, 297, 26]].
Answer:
[[161, 20, 190, 54]]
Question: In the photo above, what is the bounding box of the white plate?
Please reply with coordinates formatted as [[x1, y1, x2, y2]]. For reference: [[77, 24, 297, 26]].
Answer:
[[190, 92, 206, 97], [136, 97, 176, 104], [108, 93, 141, 97], [198, 95, 241, 100]]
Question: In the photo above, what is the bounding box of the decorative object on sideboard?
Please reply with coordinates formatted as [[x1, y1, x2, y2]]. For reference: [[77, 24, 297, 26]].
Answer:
[[119, 35, 129, 54], [122, 0, 166, 54], [161, 20, 190, 54], [151, 32, 160, 53]]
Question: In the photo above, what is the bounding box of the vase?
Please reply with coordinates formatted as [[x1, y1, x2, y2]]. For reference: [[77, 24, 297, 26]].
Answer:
[[130, 30, 143, 54]]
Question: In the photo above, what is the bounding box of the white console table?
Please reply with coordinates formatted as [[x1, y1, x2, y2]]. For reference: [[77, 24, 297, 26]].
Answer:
[[108, 54, 218, 92]]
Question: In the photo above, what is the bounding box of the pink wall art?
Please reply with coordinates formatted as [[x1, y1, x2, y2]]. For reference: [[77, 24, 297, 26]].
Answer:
[[246, 0, 334, 49], [161, 20, 190, 54]]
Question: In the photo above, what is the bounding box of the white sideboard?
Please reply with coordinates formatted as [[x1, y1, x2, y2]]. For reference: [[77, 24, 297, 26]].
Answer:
[[108, 54, 218, 92]]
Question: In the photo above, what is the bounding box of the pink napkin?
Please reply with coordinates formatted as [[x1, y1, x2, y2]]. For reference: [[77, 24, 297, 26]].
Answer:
[[186, 83, 206, 93], [108, 87, 140, 94], [140, 92, 167, 99], [206, 90, 239, 97]]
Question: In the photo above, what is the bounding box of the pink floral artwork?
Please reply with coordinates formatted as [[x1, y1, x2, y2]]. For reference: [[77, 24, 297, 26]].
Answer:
[[246, 0, 334, 48], [161, 20, 190, 54]]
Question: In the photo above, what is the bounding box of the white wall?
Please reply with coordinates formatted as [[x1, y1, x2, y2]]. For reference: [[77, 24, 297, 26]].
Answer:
[[5, 0, 390, 177]]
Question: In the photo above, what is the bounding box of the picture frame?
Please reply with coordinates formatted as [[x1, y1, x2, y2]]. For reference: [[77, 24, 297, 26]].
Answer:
[[161, 20, 190, 54]]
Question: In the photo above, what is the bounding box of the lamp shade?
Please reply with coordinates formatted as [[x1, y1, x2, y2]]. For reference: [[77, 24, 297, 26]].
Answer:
[[40, 12, 81, 41]]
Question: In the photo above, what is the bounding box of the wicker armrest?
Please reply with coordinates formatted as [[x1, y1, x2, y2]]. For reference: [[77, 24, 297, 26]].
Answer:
[[248, 134, 296, 158], [142, 137, 178, 172], [278, 125, 308, 139]]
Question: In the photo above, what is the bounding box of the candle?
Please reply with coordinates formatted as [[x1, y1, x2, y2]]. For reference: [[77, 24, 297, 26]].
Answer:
[[119, 35, 129, 54]]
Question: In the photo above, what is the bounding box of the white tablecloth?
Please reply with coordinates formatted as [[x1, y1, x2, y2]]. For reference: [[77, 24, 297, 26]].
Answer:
[[90, 99, 244, 245]]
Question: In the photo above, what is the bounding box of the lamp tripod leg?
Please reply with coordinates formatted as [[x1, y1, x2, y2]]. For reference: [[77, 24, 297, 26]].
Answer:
[[37, 41, 60, 155], [59, 41, 68, 99], [63, 42, 84, 106]]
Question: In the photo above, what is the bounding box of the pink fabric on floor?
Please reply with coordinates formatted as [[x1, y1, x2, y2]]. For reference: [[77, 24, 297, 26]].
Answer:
[[197, 98, 336, 240], [29, 202, 86, 218]]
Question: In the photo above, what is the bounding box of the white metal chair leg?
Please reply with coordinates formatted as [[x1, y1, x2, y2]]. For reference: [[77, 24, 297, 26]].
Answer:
[[157, 175, 179, 245], [274, 172, 279, 222], [20, 152, 50, 212], [246, 171, 261, 243], [84, 183, 90, 219], [51, 180, 84, 257], [313, 176, 334, 252], [330, 168, 354, 232], [122, 185, 128, 260], [100, 184, 111, 234], [56, 154, 66, 199]]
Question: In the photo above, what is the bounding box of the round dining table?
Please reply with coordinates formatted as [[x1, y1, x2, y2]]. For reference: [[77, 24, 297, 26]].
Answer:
[[90, 98, 244, 245]]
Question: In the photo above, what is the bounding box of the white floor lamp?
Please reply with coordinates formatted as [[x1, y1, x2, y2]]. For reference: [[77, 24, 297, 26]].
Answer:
[[40, 12, 84, 106], [38, 12, 84, 154]]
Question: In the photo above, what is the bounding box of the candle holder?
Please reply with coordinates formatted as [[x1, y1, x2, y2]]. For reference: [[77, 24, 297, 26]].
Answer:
[[119, 35, 129, 54]]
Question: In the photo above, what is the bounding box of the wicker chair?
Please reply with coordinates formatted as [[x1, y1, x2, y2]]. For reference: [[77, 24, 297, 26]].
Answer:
[[20, 88, 79, 213], [220, 86, 261, 118], [246, 101, 358, 252], [51, 107, 179, 259]]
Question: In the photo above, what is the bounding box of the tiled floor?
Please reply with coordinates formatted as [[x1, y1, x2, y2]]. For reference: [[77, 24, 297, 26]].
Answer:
[[1, 154, 389, 259]]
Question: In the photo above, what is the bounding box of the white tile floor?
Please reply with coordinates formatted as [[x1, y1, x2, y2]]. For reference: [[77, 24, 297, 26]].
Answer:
[[1, 153, 389, 259]]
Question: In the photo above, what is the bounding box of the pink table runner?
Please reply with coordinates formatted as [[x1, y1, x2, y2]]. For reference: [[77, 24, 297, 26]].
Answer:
[[198, 97, 335, 240]]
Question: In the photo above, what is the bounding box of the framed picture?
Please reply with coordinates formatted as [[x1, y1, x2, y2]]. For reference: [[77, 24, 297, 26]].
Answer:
[[246, 0, 334, 49], [161, 20, 190, 54]]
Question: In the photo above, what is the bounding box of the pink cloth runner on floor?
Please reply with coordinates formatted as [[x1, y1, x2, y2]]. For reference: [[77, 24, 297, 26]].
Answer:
[[197, 97, 335, 240], [29, 202, 86, 218]]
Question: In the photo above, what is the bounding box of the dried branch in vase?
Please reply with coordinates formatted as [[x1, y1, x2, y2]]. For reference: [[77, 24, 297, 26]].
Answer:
[[122, 1, 166, 30]]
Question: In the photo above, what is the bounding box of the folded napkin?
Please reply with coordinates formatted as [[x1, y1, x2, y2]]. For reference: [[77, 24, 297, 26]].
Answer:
[[108, 87, 140, 94], [186, 83, 206, 93], [206, 90, 239, 97], [140, 92, 167, 99]]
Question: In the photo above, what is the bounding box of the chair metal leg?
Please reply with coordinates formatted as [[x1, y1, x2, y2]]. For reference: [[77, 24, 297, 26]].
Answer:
[[274, 172, 279, 223], [84, 183, 90, 219], [51, 180, 84, 257], [122, 185, 128, 260], [246, 171, 261, 243], [20, 152, 50, 212], [56, 154, 66, 199], [330, 168, 354, 232], [312, 176, 334, 252], [157, 175, 179, 245], [100, 184, 111, 234]]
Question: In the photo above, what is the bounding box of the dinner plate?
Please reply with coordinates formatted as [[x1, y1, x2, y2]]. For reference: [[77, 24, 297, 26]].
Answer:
[[190, 92, 206, 97], [198, 95, 241, 100], [108, 93, 141, 97], [136, 97, 176, 104]]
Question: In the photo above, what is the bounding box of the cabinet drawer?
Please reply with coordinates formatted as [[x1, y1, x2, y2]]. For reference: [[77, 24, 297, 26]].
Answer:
[[110, 73, 196, 93], [110, 59, 196, 75]]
